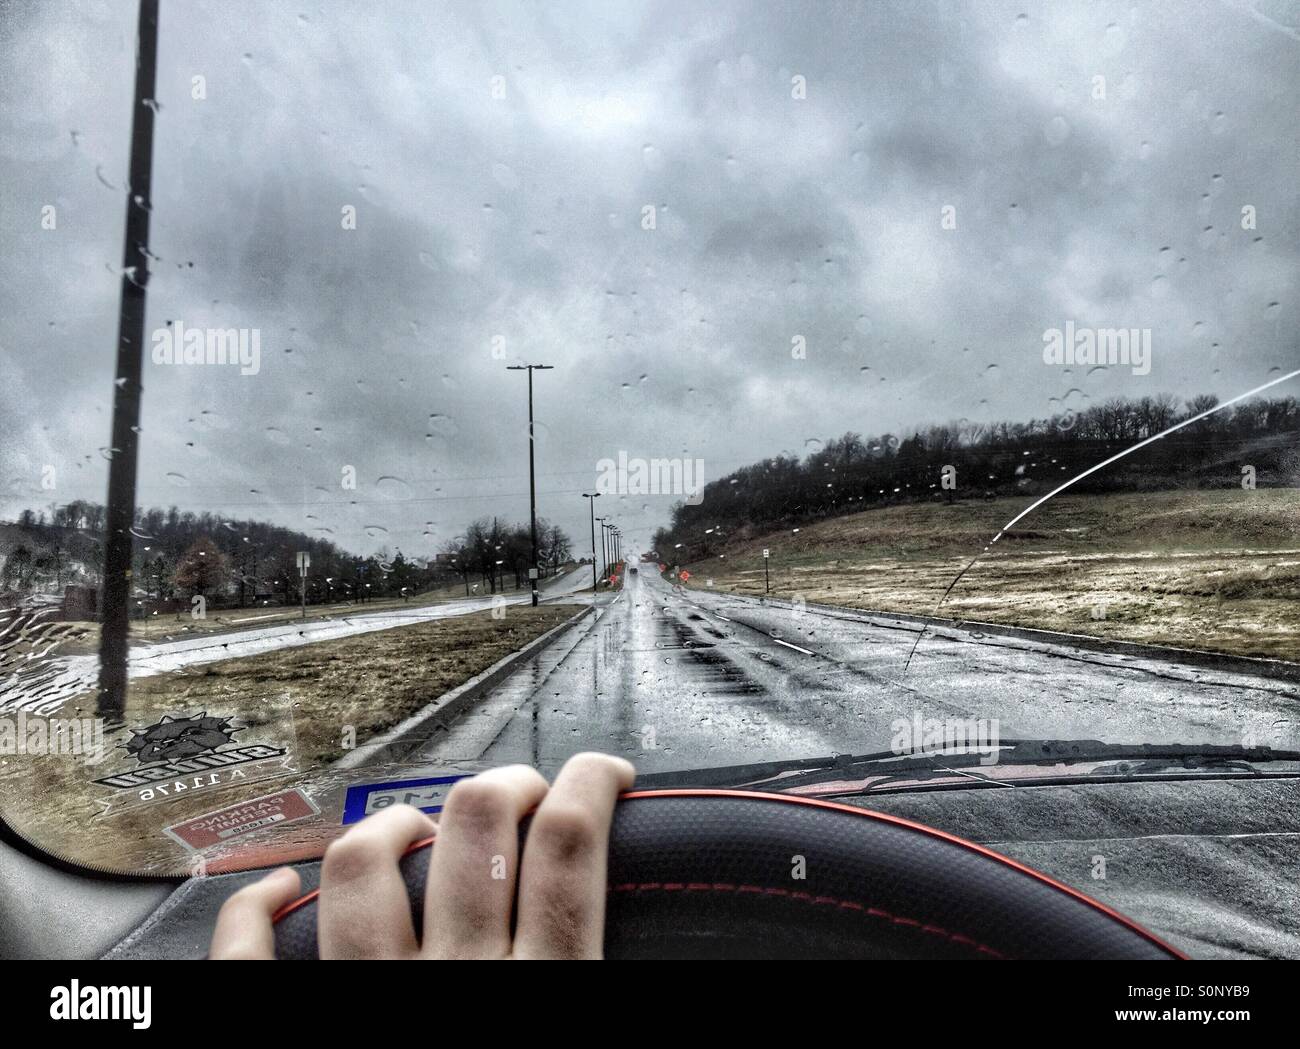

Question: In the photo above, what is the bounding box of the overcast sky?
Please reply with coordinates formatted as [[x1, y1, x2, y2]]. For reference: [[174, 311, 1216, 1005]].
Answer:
[[1, 0, 1296, 558]]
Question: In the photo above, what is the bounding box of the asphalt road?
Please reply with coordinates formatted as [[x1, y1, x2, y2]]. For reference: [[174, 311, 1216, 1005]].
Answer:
[[418, 564, 1299, 775], [0, 568, 593, 717]]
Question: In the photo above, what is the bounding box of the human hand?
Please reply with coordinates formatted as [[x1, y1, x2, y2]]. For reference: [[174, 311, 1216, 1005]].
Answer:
[[210, 752, 636, 959]]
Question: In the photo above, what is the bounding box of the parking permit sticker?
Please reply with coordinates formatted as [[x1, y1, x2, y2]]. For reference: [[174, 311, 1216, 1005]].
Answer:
[[342, 774, 471, 825], [164, 787, 319, 851], [87, 696, 300, 819]]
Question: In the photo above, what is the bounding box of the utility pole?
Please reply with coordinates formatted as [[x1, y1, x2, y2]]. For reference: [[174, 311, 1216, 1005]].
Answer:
[[507, 364, 553, 606], [581, 492, 600, 591], [97, 0, 160, 725]]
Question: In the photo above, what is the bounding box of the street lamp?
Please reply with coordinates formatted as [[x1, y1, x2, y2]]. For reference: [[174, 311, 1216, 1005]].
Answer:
[[595, 516, 609, 582], [507, 363, 553, 606], [581, 492, 601, 591]]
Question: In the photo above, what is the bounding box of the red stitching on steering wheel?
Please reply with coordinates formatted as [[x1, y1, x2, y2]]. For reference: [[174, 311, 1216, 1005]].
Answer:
[[608, 882, 1010, 958]]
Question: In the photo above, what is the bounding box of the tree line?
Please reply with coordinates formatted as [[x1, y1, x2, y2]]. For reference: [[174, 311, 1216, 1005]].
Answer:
[[652, 392, 1299, 562], [437, 516, 573, 595], [1, 503, 574, 609]]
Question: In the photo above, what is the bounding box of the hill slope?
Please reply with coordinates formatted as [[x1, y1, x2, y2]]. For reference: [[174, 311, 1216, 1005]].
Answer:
[[675, 489, 1300, 659]]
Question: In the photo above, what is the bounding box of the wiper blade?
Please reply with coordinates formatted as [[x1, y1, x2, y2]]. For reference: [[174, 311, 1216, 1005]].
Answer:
[[632, 739, 1300, 793], [969, 738, 1300, 767], [633, 749, 899, 790]]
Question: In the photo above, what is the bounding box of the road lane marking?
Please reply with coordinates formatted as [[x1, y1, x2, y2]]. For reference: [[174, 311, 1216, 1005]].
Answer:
[[771, 636, 814, 656]]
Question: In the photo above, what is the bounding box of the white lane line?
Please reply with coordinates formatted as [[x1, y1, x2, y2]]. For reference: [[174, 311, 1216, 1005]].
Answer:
[[771, 636, 814, 656], [714, 613, 731, 622]]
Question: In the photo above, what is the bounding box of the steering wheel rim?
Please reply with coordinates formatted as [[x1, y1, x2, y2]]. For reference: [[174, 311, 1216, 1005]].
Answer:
[[271, 789, 1183, 960]]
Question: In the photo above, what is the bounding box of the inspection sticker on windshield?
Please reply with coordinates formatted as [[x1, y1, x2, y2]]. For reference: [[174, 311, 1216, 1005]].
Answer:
[[164, 788, 318, 851], [342, 774, 471, 824]]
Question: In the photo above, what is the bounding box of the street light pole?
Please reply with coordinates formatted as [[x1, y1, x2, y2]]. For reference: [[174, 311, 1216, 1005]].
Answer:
[[581, 493, 600, 591], [595, 517, 609, 582], [507, 363, 553, 607]]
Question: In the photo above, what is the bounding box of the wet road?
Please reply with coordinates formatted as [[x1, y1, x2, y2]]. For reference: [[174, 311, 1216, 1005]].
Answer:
[[418, 565, 1299, 774]]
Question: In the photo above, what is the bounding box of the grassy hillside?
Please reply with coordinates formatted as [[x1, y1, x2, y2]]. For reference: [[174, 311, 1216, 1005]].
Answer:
[[678, 489, 1300, 659]]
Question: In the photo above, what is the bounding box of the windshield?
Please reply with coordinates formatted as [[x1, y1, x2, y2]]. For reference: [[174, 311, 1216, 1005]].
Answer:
[[1, 0, 1297, 876]]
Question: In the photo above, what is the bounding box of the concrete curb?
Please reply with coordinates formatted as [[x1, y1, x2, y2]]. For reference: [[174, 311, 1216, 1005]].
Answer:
[[713, 591, 1300, 684], [335, 605, 595, 769]]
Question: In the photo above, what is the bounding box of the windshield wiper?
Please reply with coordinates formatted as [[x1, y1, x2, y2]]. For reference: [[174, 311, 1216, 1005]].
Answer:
[[633, 739, 1300, 793]]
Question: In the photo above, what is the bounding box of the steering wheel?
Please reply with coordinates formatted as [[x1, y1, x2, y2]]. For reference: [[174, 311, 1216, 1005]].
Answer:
[[272, 790, 1183, 960]]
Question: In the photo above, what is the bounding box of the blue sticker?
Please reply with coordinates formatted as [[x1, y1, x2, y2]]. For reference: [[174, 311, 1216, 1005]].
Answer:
[[342, 774, 472, 825]]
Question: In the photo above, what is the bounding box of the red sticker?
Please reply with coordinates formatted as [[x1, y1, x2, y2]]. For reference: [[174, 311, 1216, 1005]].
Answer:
[[164, 788, 318, 851]]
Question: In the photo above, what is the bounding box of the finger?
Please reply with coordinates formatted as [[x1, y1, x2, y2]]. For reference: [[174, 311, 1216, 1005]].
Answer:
[[421, 765, 550, 958], [318, 804, 435, 959], [514, 752, 635, 959], [210, 867, 302, 960]]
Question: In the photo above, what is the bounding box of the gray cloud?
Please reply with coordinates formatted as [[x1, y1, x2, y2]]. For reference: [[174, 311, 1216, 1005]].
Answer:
[[2, 0, 1296, 556]]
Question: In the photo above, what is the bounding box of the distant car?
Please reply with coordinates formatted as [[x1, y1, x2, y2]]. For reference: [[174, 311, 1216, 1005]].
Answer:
[[630, 567, 638, 574]]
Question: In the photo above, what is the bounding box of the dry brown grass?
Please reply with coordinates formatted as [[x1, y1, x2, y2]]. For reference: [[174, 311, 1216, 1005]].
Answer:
[[0, 604, 581, 874], [685, 489, 1300, 659]]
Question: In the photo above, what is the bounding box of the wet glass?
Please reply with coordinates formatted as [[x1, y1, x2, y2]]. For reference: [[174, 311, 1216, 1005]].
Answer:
[[1, 0, 1297, 874]]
